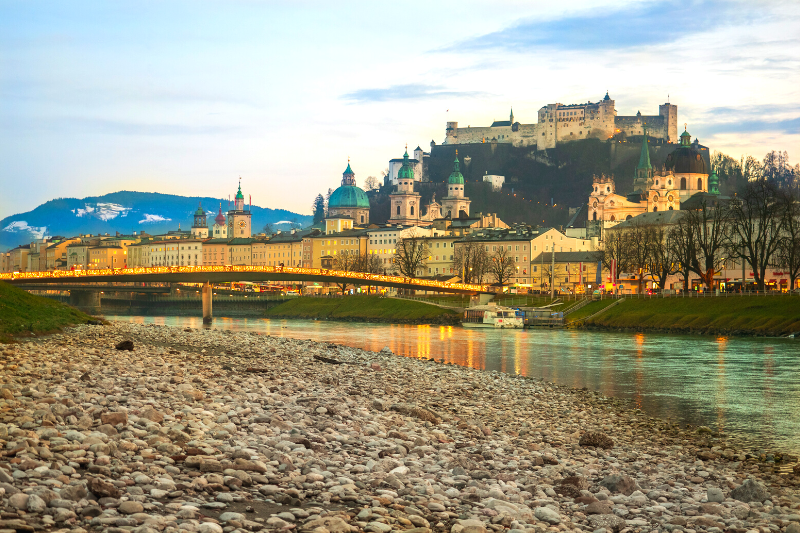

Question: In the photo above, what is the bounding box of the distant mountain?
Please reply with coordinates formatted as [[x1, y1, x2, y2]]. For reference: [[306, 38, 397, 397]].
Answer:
[[0, 191, 310, 251]]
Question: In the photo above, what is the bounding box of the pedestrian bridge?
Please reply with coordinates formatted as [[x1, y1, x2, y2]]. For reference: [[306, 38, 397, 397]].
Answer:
[[1, 265, 489, 323]]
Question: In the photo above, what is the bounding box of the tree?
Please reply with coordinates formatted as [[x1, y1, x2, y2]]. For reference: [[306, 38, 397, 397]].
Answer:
[[686, 198, 729, 290], [727, 179, 784, 291], [618, 220, 652, 294], [489, 245, 516, 286], [354, 252, 383, 274], [453, 241, 491, 284], [262, 223, 274, 235], [364, 176, 379, 191], [777, 187, 800, 290], [666, 214, 696, 291], [312, 194, 326, 224], [393, 230, 429, 278], [325, 188, 334, 213], [645, 223, 676, 290], [331, 250, 360, 293], [597, 230, 628, 289]]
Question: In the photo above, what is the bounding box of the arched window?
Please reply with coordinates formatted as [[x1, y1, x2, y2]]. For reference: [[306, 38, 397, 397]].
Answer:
[[669, 206, 674, 210], [396, 205, 400, 215], [680, 178, 686, 190], [593, 211, 597, 221], [610, 215, 616, 221], [698, 178, 703, 190], [653, 206, 658, 212], [410, 205, 415, 215], [626, 214, 632, 220]]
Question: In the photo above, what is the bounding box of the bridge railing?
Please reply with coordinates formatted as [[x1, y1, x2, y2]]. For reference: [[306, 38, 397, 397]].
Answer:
[[0, 265, 488, 293]]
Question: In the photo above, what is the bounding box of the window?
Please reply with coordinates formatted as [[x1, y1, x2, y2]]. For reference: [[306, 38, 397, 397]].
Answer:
[[698, 178, 703, 190], [680, 178, 686, 190], [410, 206, 415, 215], [396, 205, 400, 215]]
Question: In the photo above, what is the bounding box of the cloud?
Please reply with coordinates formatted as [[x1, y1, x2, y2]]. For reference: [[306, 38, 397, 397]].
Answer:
[[139, 214, 171, 224], [700, 117, 800, 136], [341, 83, 489, 104], [692, 104, 800, 136], [452, 0, 746, 53]]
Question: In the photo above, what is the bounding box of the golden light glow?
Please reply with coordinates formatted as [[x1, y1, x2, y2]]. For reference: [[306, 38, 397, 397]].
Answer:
[[1, 265, 487, 292]]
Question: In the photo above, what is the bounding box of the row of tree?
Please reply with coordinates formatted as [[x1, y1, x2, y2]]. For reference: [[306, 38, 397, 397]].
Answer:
[[603, 180, 800, 292]]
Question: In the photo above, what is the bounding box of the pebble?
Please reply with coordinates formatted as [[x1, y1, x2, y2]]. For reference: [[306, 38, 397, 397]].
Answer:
[[0, 322, 797, 533]]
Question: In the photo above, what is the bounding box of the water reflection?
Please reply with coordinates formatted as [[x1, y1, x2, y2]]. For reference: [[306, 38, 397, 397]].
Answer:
[[107, 315, 800, 453]]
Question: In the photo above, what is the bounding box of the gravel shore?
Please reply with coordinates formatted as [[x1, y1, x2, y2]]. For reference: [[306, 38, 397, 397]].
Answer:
[[1, 322, 799, 533]]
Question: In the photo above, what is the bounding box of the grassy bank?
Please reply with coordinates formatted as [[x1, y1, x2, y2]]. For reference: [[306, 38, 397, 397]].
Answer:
[[576, 295, 800, 336], [0, 281, 95, 342], [265, 295, 459, 324]]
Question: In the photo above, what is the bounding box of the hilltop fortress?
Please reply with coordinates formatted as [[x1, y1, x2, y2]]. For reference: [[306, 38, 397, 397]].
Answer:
[[444, 92, 678, 150]]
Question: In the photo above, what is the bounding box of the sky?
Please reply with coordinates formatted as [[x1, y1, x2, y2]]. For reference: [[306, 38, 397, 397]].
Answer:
[[1, 0, 799, 220]]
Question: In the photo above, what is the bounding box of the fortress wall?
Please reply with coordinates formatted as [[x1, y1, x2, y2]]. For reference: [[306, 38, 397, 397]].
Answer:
[[511, 124, 540, 147], [615, 116, 668, 139]]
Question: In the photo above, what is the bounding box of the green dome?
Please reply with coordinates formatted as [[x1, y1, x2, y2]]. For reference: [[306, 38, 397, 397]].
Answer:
[[448, 154, 464, 184], [397, 149, 414, 181], [709, 171, 720, 195], [329, 185, 370, 209], [194, 203, 205, 216], [235, 183, 244, 200]]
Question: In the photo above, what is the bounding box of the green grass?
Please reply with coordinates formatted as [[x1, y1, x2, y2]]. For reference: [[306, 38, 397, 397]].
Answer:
[[565, 299, 619, 324], [582, 296, 800, 335], [265, 295, 459, 322], [0, 281, 95, 342]]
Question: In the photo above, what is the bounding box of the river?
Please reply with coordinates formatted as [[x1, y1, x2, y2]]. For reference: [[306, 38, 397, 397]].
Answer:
[[105, 315, 800, 454]]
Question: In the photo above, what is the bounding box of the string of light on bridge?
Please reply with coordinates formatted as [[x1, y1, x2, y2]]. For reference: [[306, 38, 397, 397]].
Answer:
[[0, 265, 488, 293]]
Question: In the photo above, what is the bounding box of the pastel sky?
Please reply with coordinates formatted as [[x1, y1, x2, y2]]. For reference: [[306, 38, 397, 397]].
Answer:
[[1, 0, 798, 219]]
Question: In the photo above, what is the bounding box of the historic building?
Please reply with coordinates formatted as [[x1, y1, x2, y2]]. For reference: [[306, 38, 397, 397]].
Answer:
[[444, 92, 678, 150], [386, 145, 430, 186], [588, 127, 717, 228], [327, 161, 371, 225], [227, 181, 252, 238], [441, 152, 471, 219], [211, 205, 227, 238], [191, 203, 209, 239], [388, 148, 445, 225]]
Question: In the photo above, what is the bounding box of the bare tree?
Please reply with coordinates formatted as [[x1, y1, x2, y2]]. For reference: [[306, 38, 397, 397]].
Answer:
[[645, 223, 676, 290], [687, 198, 729, 290], [354, 252, 383, 274], [618, 220, 652, 294], [454, 241, 491, 284], [364, 176, 379, 191], [597, 230, 628, 288], [727, 180, 784, 290], [262, 223, 274, 235], [666, 215, 696, 291], [393, 231, 429, 278], [489, 245, 516, 286], [331, 250, 360, 292], [778, 187, 800, 290]]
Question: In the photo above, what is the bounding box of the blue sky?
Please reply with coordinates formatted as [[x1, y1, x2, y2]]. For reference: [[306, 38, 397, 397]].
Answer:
[[1, 0, 798, 219]]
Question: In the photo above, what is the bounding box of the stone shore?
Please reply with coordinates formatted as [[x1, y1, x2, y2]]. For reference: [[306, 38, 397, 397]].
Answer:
[[1, 322, 799, 533]]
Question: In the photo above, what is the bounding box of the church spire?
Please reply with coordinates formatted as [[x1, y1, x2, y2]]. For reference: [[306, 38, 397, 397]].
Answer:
[[637, 125, 652, 171], [510, 107, 514, 124]]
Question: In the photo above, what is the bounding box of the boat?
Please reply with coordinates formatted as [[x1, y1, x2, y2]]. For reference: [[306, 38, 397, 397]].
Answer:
[[462, 305, 524, 329]]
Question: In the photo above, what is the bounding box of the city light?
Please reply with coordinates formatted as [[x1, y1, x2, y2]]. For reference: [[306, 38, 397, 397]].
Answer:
[[0, 265, 488, 292]]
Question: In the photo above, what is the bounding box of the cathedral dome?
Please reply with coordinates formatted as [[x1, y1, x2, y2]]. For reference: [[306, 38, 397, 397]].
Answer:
[[665, 127, 706, 174], [397, 149, 414, 181], [448, 152, 464, 184], [328, 185, 370, 209], [214, 207, 226, 225]]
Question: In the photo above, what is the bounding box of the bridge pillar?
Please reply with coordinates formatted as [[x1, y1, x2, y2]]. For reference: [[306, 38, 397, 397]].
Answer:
[[202, 282, 212, 324], [69, 290, 101, 314]]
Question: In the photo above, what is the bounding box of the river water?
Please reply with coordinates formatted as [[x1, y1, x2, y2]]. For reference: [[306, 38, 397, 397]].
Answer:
[[105, 315, 800, 454]]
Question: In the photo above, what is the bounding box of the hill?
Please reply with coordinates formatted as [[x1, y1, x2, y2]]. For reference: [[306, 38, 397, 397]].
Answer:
[[0, 191, 311, 251]]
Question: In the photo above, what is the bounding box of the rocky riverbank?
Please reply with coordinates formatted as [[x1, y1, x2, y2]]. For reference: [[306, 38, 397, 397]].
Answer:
[[1, 323, 799, 533]]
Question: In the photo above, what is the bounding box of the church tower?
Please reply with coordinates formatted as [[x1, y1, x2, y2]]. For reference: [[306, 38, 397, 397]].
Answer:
[[212, 205, 228, 238], [388, 147, 423, 225], [191, 202, 209, 239], [441, 150, 471, 218], [227, 180, 252, 238], [632, 125, 654, 193]]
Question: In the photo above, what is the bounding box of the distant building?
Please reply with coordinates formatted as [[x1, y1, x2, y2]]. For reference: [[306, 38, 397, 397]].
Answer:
[[482, 173, 505, 191], [444, 93, 678, 150], [227, 181, 252, 238], [191, 202, 209, 239]]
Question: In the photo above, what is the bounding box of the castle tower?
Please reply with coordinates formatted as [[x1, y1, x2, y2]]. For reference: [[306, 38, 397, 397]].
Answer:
[[441, 150, 471, 218], [632, 126, 654, 193], [212, 204, 227, 238], [191, 202, 209, 239], [227, 180, 252, 238], [388, 147, 423, 225], [659, 102, 678, 143], [510, 107, 515, 124]]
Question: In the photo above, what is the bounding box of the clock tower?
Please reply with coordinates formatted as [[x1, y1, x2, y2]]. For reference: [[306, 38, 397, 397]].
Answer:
[[227, 180, 252, 238]]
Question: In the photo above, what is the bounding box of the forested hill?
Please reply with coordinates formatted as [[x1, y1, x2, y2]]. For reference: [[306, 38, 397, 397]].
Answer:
[[1, 191, 310, 251]]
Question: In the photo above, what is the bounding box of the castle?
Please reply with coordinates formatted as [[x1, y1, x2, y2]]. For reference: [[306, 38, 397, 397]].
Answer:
[[444, 92, 678, 150]]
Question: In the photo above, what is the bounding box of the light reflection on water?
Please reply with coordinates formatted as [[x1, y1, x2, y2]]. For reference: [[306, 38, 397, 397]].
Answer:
[[106, 315, 800, 453]]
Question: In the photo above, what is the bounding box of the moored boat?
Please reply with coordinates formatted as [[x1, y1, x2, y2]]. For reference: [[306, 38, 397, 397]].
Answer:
[[462, 305, 524, 328]]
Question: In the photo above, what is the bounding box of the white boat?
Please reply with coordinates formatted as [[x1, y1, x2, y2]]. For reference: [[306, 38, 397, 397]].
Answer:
[[462, 305, 524, 329]]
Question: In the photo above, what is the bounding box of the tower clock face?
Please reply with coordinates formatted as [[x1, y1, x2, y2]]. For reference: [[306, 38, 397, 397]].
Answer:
[[238, 221, 246, 228]]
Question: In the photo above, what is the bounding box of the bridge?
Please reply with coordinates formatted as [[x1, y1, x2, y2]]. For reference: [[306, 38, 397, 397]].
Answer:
[[0, 265, 490, 323]]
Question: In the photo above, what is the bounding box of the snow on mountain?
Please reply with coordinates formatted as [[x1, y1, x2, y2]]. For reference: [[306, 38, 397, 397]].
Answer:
[[72, 203, 132, 221], [2, 221, 48, 239]]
